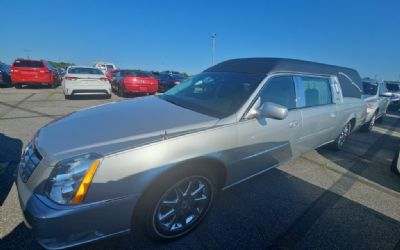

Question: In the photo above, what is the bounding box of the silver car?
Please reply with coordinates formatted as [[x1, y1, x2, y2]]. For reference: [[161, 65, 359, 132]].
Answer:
[[361, 79, 391, 131], [17, 58, 367, 249]]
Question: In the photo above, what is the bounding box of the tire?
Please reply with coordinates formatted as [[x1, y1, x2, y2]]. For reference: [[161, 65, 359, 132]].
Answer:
[[14, 83, 22, 89], [331, 122, 352, 151], [50, 82, 57, 89], [105, 94, 111, 99], [134, 167, 217, 241], [391, 151, 400, 175], [118, 84, 125, 97], [361, 114, 376, 132], [65, 95, 71, 100]]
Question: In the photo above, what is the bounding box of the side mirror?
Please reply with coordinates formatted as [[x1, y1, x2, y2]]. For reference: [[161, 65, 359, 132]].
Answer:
[[258, 102, 288, 120], [380, 92, 393, 97]]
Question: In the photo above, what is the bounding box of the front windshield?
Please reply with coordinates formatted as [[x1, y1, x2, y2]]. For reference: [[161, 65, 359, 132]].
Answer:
[[362, 82, 378, 95], [160, 72, 263, 118]]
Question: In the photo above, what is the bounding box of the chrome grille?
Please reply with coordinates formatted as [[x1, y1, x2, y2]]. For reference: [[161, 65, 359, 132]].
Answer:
[[19, 143, 42, 183]]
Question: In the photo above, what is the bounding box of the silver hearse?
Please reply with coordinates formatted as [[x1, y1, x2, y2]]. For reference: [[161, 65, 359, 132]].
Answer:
[[17, 58, 367, 249]]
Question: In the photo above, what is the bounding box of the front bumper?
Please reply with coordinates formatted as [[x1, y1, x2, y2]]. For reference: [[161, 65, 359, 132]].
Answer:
[[17, 175, 139, 249]]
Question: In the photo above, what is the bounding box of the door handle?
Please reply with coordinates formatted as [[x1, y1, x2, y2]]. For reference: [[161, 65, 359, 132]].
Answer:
[[289, 121, 300, 128]]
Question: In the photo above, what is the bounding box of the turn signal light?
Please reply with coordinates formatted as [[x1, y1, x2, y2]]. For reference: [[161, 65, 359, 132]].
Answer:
[[71, 159, 100, 204]]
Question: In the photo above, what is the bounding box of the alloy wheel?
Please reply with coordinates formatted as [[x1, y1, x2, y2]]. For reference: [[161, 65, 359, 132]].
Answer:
[[152, 176, 213, 238], [337, 122, 351, 148]]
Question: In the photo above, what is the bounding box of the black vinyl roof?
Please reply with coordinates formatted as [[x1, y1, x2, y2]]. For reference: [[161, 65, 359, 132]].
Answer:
[[205, 58, 363, 98]]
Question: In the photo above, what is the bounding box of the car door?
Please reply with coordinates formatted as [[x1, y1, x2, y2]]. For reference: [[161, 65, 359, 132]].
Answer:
[[230, 75, 302, 181], [293, 75, 337, 153]]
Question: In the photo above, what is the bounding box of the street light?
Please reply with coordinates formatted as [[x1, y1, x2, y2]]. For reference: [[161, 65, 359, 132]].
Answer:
[[24, 49, 32, 59], [211, 33, 216, 65]]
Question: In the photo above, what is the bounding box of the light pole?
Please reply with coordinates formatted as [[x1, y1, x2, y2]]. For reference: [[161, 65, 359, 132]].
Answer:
[[211, 33, 216, 65], [24, 49, 32, 59]]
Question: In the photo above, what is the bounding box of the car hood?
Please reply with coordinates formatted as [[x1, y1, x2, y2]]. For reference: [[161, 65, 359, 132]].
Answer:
[[36, 96, 219, 162]]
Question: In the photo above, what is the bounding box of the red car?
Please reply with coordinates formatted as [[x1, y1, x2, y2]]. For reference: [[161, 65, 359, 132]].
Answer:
[[111, 69, 158, 97], [11, 59, 59, 88], [106, 69, 119, 82]]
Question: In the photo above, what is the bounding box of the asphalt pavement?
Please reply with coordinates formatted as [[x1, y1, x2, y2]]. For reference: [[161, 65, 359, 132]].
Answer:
[[0, 86, 399, 249]]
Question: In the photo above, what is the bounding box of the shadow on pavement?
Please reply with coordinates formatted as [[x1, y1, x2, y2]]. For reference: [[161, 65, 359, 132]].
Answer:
[[318, 109, 400, 194], [0, 168, 387, 249], [1, 168, 399, 249], [0, 133, 22, 206]]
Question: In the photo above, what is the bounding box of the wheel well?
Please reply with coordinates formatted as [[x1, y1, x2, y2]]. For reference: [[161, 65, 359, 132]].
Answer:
[[159, 158, 227, 189], [132, 158, 227, 219]]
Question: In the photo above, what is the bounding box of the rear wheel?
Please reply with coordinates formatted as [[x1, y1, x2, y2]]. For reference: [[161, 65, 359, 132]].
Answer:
[[64, 95, 71, 100], [118, 84, 125, 97], [134, 168, 217, 241], [332, 122, 351, 151], [50, 81, 57, 89], [14, 83, 22, 89]]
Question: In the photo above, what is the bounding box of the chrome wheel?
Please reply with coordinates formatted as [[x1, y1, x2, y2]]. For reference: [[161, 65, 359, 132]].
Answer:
[[152, 176, 213, 238], [337, 122, 351, 148]]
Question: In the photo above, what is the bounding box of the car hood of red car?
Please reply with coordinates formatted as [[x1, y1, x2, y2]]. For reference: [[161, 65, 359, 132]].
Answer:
[[35, 96, 219, 162]]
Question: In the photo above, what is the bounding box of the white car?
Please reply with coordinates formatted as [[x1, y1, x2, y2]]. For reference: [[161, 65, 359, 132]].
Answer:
[[62, 66, 112, 99], [93, 62, 116, 74]]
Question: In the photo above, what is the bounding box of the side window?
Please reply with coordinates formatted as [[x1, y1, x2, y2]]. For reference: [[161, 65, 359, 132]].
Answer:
[[299, 77, 332, 107], [260, 76, 296, 110]]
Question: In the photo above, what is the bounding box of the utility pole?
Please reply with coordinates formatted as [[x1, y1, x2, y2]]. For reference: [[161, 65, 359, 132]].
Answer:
[[24, 49, 32, 59], [211, 33, 216, 65]]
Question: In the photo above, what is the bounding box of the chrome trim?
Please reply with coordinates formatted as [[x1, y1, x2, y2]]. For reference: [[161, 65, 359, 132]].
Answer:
[[240, 142, 289, 161], [222, 164, 279, 190]]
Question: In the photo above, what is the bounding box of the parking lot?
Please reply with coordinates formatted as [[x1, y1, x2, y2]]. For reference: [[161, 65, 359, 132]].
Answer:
[[0, 86, 400, 249]]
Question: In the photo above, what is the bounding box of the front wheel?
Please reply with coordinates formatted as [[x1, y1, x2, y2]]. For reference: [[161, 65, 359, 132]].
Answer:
[[331, 122, 351, 151], [135, 168, 217, 241], [14, 83, 22, 89]]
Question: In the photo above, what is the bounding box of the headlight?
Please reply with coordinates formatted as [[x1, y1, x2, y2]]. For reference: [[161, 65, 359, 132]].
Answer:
[[367, 103, 375, 111], [45, 153, 102, 205]]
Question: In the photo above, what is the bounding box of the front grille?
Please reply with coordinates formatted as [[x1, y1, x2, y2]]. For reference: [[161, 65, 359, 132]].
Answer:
[[19, 143, 43, 183]]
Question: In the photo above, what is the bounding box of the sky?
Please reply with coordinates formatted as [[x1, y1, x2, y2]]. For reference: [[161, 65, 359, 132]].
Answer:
[[1, 0, 399, 80]]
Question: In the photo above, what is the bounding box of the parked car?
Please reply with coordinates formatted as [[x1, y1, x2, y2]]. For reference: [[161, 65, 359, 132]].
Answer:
[[385, 81, 400, 110], [106, 69, 119, 82], [111, 69, 158, 97], [11, 59, 60, 88], [16, 58, 366, 249], [361, 79, 391, 131], [0, 63, 11, 87], [157, 73, 187, 92], [62, 66, 111, 99], [94, 62, 116, 74]]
